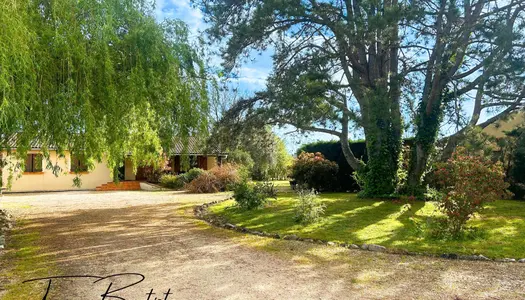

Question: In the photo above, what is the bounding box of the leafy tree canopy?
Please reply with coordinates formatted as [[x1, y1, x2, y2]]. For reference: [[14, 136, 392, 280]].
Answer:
[[0, 0, 209, 185], [195, 0, 525, 197]]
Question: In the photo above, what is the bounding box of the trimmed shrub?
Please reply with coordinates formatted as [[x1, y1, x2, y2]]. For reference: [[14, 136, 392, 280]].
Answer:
[[291, 152, 339, 192], [233, 181, 269, 210], [297, 141, 367, 191], [209, 163, 241, 191], [159, 174, 184, 190], [293, 189, 325, 224], [433, 147, 510, 235], [298, 139, 414, 192], [179, 168, 205, 183], [185, 172, 221, 193]]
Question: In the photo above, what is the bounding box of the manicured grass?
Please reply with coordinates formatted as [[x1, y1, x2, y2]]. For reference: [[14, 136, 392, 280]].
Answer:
[[209, 193, 525, 259]]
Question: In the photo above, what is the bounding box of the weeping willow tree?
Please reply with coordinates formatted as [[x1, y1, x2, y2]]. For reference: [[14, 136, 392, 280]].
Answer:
[[0, 0, 209, 186]]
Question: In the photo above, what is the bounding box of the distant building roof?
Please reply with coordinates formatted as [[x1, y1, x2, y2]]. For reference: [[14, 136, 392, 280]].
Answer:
[[172, 137, 226, 155], [2, 134, 57, 150], [2, 134, 226, 156]]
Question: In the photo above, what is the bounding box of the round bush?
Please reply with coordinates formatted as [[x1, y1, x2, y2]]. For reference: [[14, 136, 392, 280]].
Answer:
[[291, 152, 339, 192], [159, 174, 184, 190], [233, 181, 267, 210], [180, 168, 205, 183], [434, 147, 510, 235]]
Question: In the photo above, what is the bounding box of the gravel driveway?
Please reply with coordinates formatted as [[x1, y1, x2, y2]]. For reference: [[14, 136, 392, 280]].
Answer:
[[1, 191, 524, 300]]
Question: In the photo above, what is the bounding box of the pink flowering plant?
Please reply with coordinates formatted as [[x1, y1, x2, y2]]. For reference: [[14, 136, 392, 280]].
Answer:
[[433, 147, 510, 235], [291, 152, 339, 192]]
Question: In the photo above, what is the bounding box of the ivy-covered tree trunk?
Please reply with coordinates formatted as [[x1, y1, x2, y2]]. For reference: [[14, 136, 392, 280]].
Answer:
[[361, 86, 402, 197], [407, 92, 444, 193]]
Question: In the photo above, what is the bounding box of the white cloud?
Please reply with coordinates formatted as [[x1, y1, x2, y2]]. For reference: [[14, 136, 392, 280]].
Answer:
[[155, 0, 205, 36], [231, 67, 270, 88]]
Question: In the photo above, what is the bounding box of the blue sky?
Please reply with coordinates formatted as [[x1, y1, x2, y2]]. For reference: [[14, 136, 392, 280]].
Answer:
[[154, 0, 271, 92], [153, 0, 496, 155], [154, 0, 339, 154]]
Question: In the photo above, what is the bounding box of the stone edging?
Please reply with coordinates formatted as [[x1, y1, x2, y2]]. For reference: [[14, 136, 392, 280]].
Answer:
[[0, 209, 13, 250], [194, 199, 525, 264]]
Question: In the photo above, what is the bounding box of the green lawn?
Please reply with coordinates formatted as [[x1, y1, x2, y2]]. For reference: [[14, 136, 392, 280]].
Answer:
[[209, 192, 525, 259]]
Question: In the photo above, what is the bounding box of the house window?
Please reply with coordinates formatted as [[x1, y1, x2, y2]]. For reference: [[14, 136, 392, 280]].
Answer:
[[71, 154, 88, 172], [25, 154, 43, 173]]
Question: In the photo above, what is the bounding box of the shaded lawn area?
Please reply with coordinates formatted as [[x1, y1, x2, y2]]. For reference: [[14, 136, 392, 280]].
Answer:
[[209, 193, 525, 259], [0, 222, 58, 300]]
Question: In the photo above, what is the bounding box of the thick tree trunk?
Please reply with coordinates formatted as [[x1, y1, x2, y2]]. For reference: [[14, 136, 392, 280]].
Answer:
[[407, 144, 430, 189], [360, 88, 402, 197], [407, 93, 444, 193]]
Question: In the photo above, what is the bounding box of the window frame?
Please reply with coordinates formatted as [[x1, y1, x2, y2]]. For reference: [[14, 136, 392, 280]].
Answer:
[[70, 154, 89, 173], [25, 154, 43, 173]]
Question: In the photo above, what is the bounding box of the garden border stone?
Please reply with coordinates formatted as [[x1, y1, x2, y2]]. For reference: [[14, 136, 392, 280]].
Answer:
[[194, 199, 523, 264]]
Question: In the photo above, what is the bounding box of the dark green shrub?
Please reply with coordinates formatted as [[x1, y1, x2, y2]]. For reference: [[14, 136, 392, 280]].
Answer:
[[233, 181, 269, 210], [506, 127, 525, 199], [291, 152, 339, 192], [297, 139, 414, 192], [293, 189, 325, 224], [297, 141, 367, 191], [159, 174, 184, 189], [180, 168, 205, 183]]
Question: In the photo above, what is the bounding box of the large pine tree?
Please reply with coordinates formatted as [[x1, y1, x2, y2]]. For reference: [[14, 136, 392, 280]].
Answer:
[[196, 0, 525, 197]]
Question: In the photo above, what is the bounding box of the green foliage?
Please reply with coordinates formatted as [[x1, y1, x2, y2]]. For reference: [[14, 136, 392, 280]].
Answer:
[[196, 0, 525, 198], [226, 149, 254, 179], [233, 181, 273, 210], [253, 181, 278, 200], [420, 218, 488, 242], [227, 149, 254, 170], [291, 152, 339, 192], [0, 0, 209, 187], [293, 189, 325, 225], [180, 168, 205, 183], [298, 140, 367, 192], [433, 147, 510, 235], [503, 126, 525, 200], [268, 137, 293, 180], [360, 88, 403, 198], [217, 126, 291, 181], [159, 174, 184, 190]]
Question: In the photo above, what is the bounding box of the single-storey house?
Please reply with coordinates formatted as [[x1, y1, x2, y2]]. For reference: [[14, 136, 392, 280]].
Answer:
[[1, 136, 226, 193]]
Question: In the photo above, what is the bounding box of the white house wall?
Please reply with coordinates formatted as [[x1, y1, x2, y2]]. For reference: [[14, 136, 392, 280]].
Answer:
[[1, 150, 112, 192]]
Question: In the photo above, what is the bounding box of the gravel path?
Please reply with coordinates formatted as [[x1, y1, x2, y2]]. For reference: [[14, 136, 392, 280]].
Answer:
[[1, 191, 525, 299]]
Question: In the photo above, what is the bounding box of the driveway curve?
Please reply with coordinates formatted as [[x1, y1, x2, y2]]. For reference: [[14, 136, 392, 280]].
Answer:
[[1, 191, 524, 299]]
